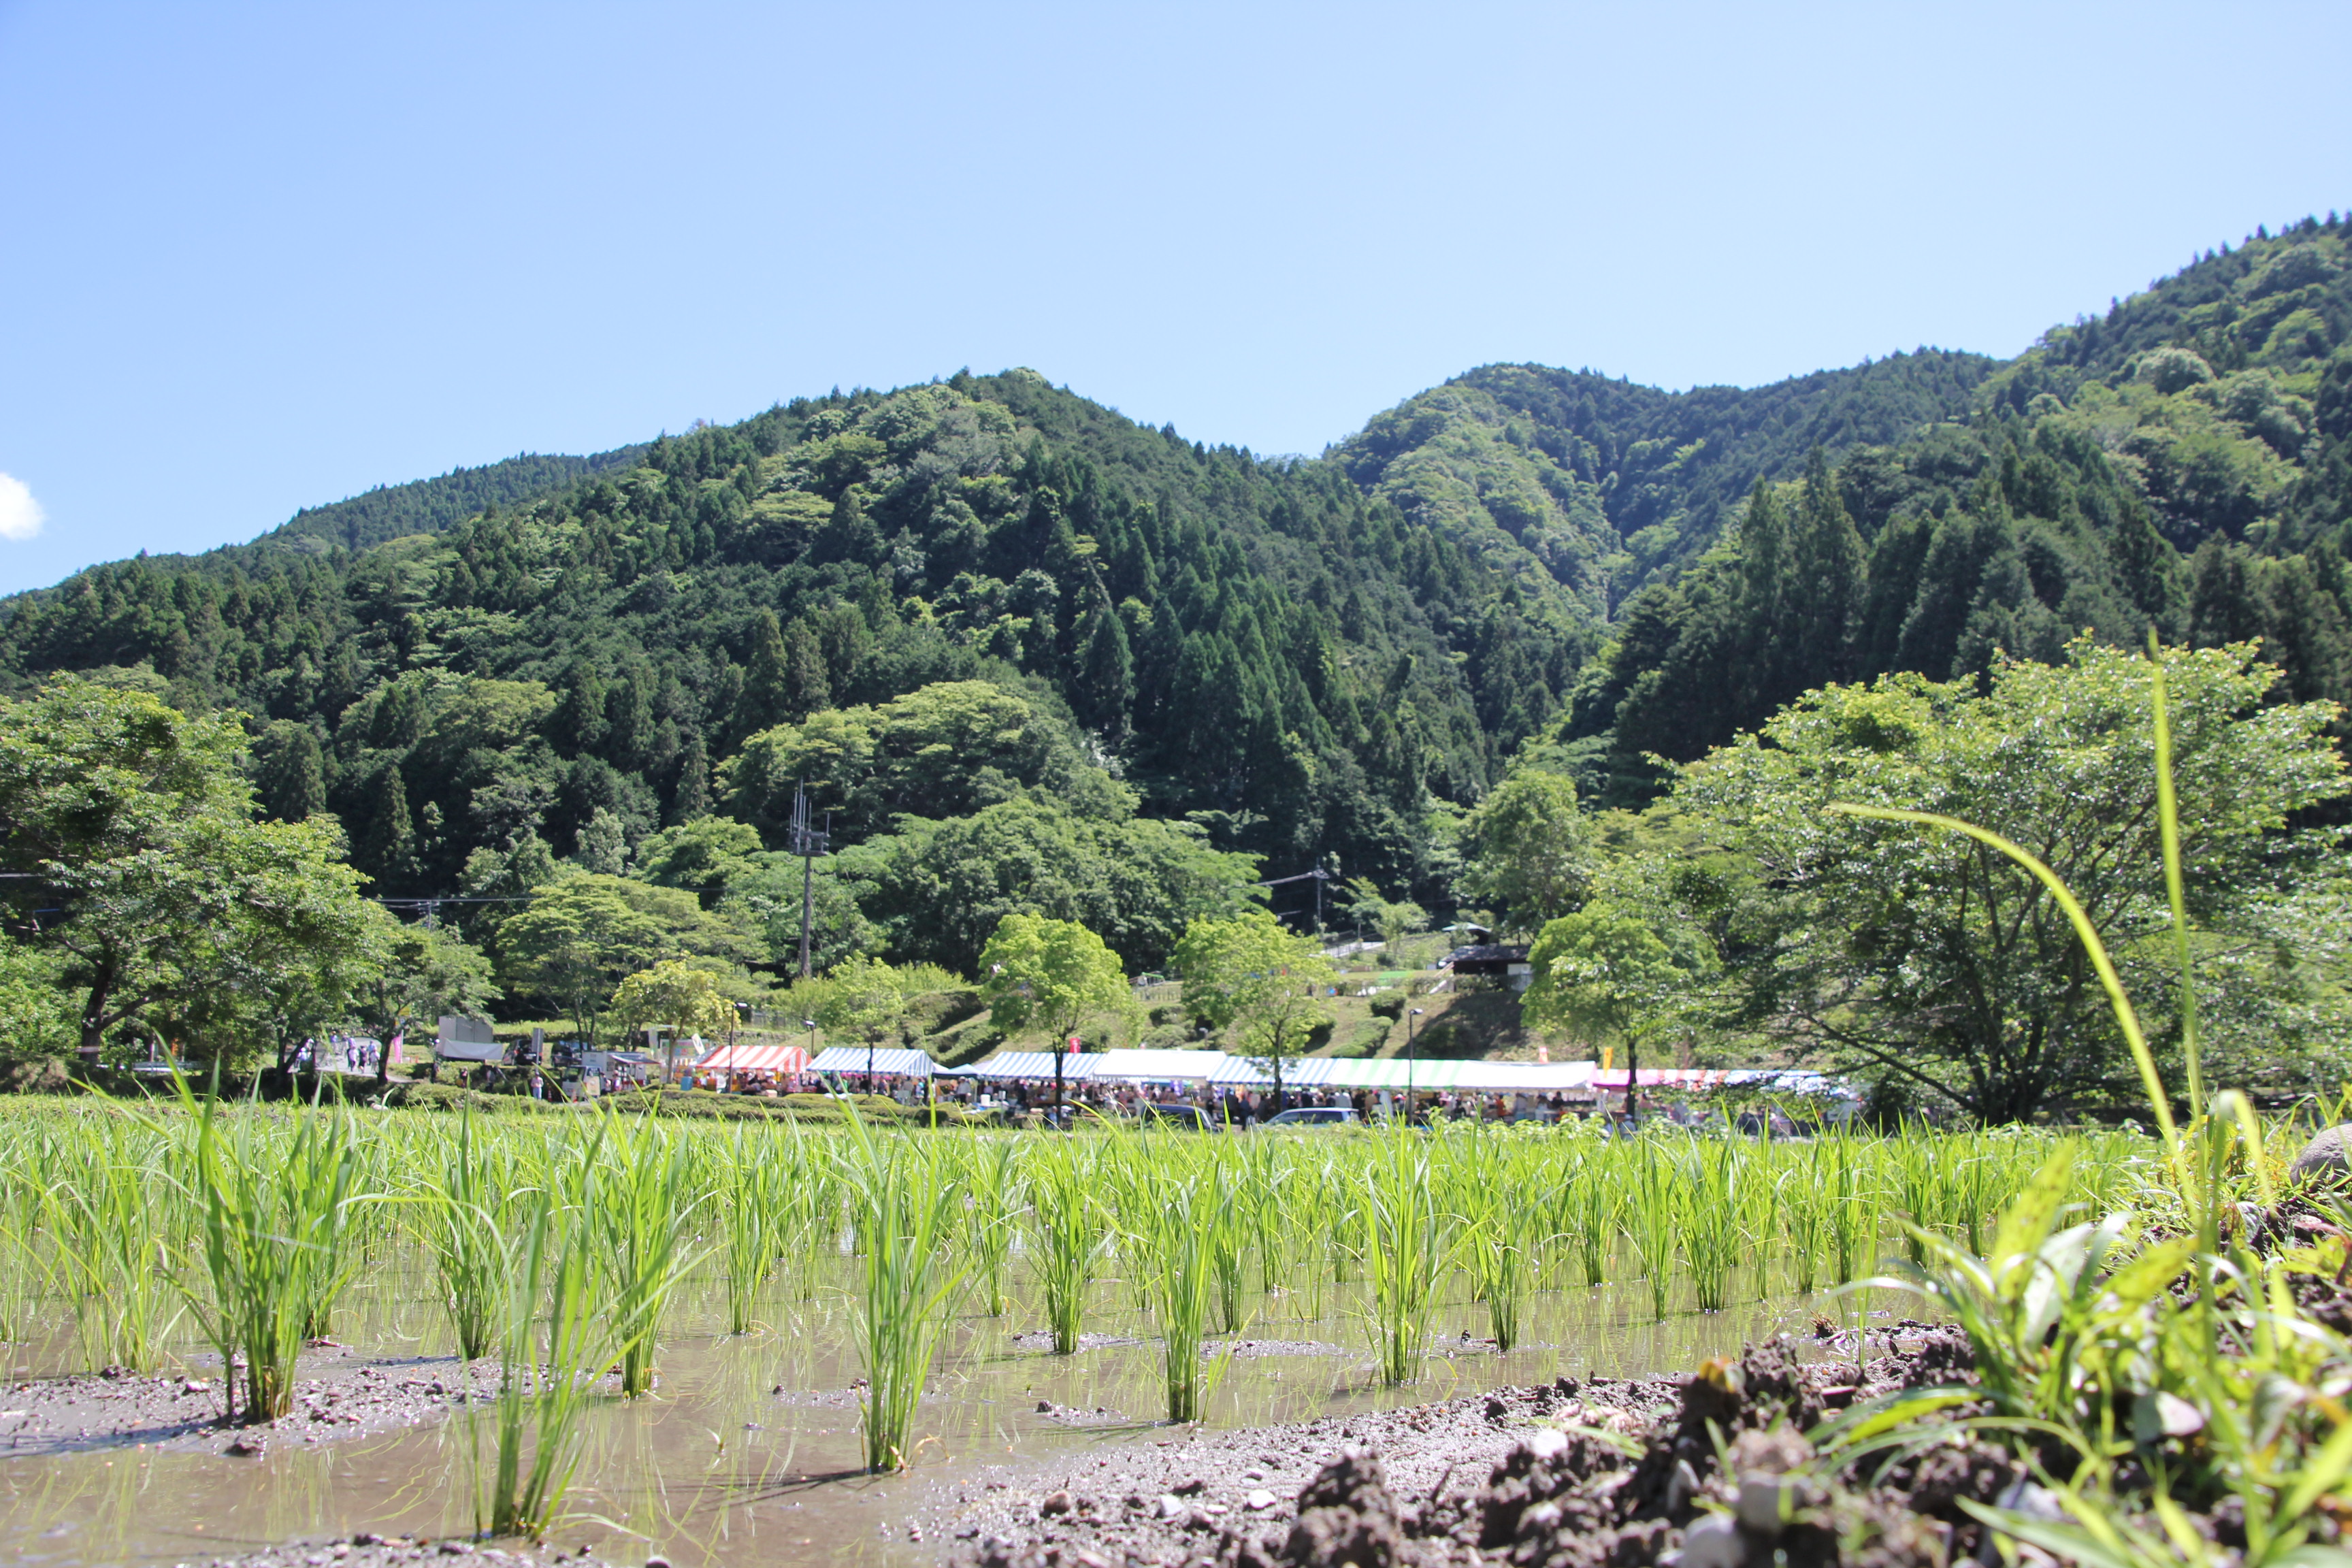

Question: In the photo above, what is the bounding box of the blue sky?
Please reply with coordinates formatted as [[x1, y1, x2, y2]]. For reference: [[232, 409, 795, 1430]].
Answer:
[[1, 1, 2346, 594]]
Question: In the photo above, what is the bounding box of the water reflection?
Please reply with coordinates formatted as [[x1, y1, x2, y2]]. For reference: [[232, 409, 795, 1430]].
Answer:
[[0, 1253, 1861, 1567]]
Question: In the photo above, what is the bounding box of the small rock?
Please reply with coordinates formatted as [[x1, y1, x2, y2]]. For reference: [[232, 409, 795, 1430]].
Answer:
[[224, 1434, 265, 1458], [1155, 1494, 1188, 1520], [1995, 1479, 2065, 1522], [2291, 1126, 2352, 1184], [1073, 1553, 1109, 1568], [1172, 1476, 1207, 1496], [1737, 1475, 1795, 1533], [644, 1558, 673, 1568], [1040, 1490, 1073, 1518], [1680, 1513, 1744, 1568], [1037, 1399, 1054, 1413], [1662, 1458, 1700, 1516], [1245, 1489, 1276, 1511]]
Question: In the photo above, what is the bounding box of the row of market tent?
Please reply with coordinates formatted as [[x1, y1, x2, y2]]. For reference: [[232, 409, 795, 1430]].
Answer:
[[688, 1041, 1846, 1098]]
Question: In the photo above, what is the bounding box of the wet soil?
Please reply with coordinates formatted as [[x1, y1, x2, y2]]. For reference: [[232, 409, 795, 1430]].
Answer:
[[182, 1533, 607, 1568], [928, 1325, 2019, 1568], [0, 1354, 503, 1457]]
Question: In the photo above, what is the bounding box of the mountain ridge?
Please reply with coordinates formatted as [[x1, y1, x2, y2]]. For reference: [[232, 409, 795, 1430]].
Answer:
[[0, 217, 2342, 958]]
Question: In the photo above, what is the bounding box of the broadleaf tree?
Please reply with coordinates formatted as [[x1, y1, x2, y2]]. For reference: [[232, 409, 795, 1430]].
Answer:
[[1171, 908, 1337, 1106], [977, 912, 1133, 1112], [1521, 906, 1713, 1116], [1663, 639, 2347, 1121]]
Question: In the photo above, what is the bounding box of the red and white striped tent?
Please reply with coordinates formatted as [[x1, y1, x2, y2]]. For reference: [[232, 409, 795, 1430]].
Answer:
[[1590, 1067, 1740, 1090], [692, 1043, 811, 1075]]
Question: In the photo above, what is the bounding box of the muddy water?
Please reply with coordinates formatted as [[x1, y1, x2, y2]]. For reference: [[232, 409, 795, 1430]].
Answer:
[[0, 1251, 1862, 1567]]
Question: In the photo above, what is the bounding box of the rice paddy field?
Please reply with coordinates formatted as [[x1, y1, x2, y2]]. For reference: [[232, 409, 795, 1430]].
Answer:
[[0, 1097, 2153, 1567]]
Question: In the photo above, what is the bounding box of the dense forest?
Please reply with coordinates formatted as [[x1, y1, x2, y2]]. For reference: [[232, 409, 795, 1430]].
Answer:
[[1, 216, 2347, 1029]]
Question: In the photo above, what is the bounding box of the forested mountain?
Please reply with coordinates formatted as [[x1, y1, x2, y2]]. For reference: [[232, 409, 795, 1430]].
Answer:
[[1564, 216, 2352, 799], [0, 215, 2347, 995], [1335, 349, 1998, 619], [270, 445, 647, 553]]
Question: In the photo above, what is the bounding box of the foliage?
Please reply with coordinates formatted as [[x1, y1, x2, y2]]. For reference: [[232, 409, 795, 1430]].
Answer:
[[1456, 768, 1590, 935], [838, 794, 1258, 973], [366, 915, 499, 1053], [0, 679, 382, 1066], [495, 872, 753, 1045], [0, 940, 76, 1061], [606, 958, 736, 1045], [814, 956, 917, 1045], [1339, 876, 1426, 947], [1171, 907, 1336, 1092], [1522, 906, 1712, 1063], [977, 912, 1134, 1046], [1668, 640, 2345, 1120]]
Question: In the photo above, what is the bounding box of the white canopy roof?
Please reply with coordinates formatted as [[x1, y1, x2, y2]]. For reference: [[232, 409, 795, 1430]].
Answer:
[[809, 1046, 936, 1077]]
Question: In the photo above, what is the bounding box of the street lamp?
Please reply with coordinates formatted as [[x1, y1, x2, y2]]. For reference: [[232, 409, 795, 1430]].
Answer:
[[1406, 1008, 1424, 1124], [800, 1017, 817, 1090]]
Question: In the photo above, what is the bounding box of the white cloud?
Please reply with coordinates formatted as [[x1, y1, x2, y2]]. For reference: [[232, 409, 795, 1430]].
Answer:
[[0, 474, 43, 542]]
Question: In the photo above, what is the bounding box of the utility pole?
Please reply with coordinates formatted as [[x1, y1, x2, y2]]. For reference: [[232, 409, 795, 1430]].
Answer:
[[788, 781, 830, 979]]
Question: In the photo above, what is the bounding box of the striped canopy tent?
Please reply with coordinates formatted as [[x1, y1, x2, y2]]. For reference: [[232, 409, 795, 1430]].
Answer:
[[951, 1051, 1103, 1081], [1209, 1056, 1492, 1090], [1591, 1067, 1749, 1090], [1452, 1060, 1597, 1093], [808, 1046, 937, 1078], [1088, 1049, 1231, 1081], [693, 1042, 811, 1075]]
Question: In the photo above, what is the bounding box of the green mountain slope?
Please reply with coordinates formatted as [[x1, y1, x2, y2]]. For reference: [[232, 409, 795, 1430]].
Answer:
[[0, 215, 2345, 972], [1335, 350, 1998, 619], [272, 444, 649, 553], [1567, 216, 2352, 798]]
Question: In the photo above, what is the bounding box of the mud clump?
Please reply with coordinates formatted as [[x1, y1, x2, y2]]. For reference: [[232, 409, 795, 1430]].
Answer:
[[1284, 1448, 1403, 1568], [939, 1333, 2035, 1568]]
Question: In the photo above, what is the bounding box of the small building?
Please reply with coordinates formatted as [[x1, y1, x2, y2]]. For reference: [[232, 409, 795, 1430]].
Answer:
[[1443, 944, 1533, 990]]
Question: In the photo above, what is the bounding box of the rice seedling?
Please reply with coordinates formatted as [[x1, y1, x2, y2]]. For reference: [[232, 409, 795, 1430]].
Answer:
[[839, 1111, 964, 1473], [1778, 1156, 1829, 1296], [174, 1085, 364, 1421], [422, 1114, 510, 1360], [1358, 1130, 1448, 1385], [961, 1134, 1025, 1317], [1677, 1137, 1746, 1313], [1561, 1147, 1621, 1288], [1130, 1171, 1234, 1422], [1030, 1144, 1103, 1354], [583, 1111, 706, 1397], [475, 1156, 604, 1541], [1824, 1130, 1877, 1286], [719, 1125, 788, 1335], [44, 1115, 182, 1371], [1623, 1140, 1681, 1322]]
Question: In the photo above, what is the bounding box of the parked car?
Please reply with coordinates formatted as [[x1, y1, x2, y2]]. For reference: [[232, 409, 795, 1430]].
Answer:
[[1260, 1106, 1356, 1128], [1137, 1102, 1215, 1132]]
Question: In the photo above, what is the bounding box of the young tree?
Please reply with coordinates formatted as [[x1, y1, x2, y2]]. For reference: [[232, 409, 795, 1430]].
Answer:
[[978, 913, 1132, 1115], [1171, 908, 1337, 1106], [1521, 907, 1712, 1118], [365, 913, 500, 1083], [1341, 877, 1425, 949], [608, 958, 737, 1060], [495, 872, 757, 1045], [817, 955, 915, 1084]]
